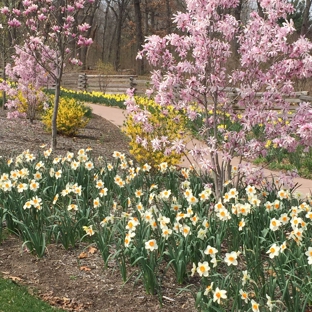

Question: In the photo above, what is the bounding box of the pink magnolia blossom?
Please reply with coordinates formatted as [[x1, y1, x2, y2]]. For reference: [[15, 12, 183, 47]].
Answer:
[[65, 15, 74, 24], [125, 0, 312, 197], [12, 8, 21, 16], [38, 14, 46, 21], [67, 5, 75, 12], [77, 36, 93, 46], [69, 58, 82, 66], [151, 138, 162, 151], [28, 4, 38, 12], [22, 0, 32, 7], [78, 23, 91, 32], [171, 139, 186, 154], [0, 41, 55, 122], [0, 6, 9, 15], [7, 111, 27, 119], [52, 25, 60, 32], [75, 2, 84, 9], [8, 18, 21, 27]]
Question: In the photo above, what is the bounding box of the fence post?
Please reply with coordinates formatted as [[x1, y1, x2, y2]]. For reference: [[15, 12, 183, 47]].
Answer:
[[129, 76, 137, 94], [78, 73, 87, 91]]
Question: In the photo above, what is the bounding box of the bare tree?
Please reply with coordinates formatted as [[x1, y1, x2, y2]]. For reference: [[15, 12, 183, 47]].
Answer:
[[165, 0, 172, 33], [230, 1, 243, 67], [101, 0, 112, 62], [257, 0, 265, 18], [133, 0, 144, 74], [79, 0, 101, 70], [110, 0, 131, 71], [69, 0, 188, 72], [301, 0, 312, 36]]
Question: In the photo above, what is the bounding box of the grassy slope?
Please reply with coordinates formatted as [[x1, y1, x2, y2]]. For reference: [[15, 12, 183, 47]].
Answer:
[[0, 274, 65, 312]]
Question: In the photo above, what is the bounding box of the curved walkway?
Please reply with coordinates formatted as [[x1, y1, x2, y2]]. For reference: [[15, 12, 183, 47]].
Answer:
[[88, 103, 312, 196]]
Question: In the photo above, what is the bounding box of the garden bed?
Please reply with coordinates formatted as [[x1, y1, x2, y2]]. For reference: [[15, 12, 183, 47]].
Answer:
[[0, 234, 196, 312], [0, 109, 196, 311], [1, 107, 312, 312], [0, 108, 129, 161]]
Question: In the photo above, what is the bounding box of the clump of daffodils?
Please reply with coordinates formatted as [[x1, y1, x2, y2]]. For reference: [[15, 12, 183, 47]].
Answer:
[[1, 149, 312, 311]]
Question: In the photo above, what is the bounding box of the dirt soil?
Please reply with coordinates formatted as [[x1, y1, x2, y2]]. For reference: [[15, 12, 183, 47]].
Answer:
[[0, 108, 197, 312], [0, 107, 130, 161]]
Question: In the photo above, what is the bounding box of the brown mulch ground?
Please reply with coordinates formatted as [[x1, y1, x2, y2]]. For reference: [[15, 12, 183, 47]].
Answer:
[[0, 108, 197, 312], [0, 108, 130, 161]]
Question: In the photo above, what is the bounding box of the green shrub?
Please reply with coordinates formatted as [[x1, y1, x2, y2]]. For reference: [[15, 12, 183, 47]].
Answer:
[[95, 60, 116, 75], [42, 97, 91, 136]]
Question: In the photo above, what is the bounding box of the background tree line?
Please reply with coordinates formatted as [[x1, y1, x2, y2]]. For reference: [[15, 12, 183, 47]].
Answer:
[[0, 0, 311, 76]]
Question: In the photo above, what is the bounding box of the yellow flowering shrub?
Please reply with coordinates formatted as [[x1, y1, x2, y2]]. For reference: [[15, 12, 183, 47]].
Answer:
[[42, 97, 90, 136], [123, 97, 188, 168], [16, 90, 28, 112], [12, 85, 47, 122]]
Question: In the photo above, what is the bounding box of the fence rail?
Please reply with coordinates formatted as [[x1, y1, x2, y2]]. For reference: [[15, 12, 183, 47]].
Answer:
[[226, 89, 312, 112], [230, 89, 312, 104], [1, 68, 312, 103], [60, 73, 150, 95], [60, 74, 312, 105], [3, 69, 311, 106]]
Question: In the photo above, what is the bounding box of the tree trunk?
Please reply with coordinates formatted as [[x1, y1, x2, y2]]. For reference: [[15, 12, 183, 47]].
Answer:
[[301, 0, 312, 36], [111, 0, 131, 71], [80, 0, 100, 69], [144, 6, 149, 34], [83, 25, 98, 69], [230, 1, 242, 68], [2, 59, 6, 110], [150, 9, 155, 31], [1, 33, 7, 110], [113, 5, 123, 71], [108, 25, 117, 63], [133, 0, 144, 74], [257, 1, 265, 18], [165, 0, 171, 34], [102, 1, 111, 62], [80, 47, 87, 70], [51, 80, 61, 150], [115, 23, 122, 71], [51, 57, 64, 150]]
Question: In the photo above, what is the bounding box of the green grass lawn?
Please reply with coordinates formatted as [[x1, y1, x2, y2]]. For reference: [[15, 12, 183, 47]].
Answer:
[[0, 278, 65, 312]]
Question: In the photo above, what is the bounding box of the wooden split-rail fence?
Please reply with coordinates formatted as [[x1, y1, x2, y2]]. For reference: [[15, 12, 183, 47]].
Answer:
[[2, 69, 310, 111], [220, 87, 311, 103], [1, 68, 312, 104], [60, 73, 312, 107], [60, 72, 150, 95], [218, 87, 312, 114], [47, 74, 312, 117]]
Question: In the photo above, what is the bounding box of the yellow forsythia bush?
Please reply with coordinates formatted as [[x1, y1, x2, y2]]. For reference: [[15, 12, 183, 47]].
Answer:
[[123, 97, 188, 168], [42, 97, 90, 136], [16, 87, 45, 115]]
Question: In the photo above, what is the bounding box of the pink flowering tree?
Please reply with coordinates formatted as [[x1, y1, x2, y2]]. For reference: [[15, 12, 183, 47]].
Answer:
[[1, 42, 55, 122], [0, 0, 94, 148], [125, 0, 312, 198]]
